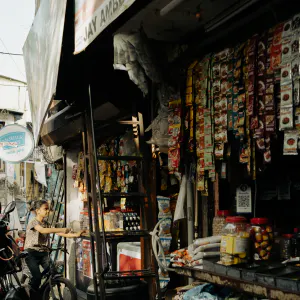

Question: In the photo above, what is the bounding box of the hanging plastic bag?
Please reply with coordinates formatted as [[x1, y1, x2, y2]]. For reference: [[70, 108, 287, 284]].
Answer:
[[174, 175, 187, 222]]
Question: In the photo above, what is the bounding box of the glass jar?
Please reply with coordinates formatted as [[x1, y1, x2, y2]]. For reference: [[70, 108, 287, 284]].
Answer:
[[250, 218, 273, 261], [220, 216, 250, 265], [213, 210, 230, 236], [280, 234, 293, 261]]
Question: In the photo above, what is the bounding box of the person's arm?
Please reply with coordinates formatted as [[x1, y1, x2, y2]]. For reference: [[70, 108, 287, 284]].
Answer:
[[57, 230, 86, 238], [34, 224, 70, 235]]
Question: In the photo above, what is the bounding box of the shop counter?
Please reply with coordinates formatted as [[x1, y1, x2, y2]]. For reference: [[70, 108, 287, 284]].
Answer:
[[174, 262, 300, 300]]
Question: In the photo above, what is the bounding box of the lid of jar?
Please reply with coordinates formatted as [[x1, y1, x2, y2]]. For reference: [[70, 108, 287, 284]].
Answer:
[[217, 210, 230, 217], [226, 216, 247, 223], [251, 218, 269, 225], [283, 234, 293, 239]]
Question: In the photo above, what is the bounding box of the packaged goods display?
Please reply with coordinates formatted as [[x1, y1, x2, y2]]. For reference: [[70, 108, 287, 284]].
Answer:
[[179, 12, 300, 196], [157, 196, 172, 289], [250, 218, 273, 261], [280, 234, 293, 260], [212, 210, 230, 236], [220, 216, 250, 265], [171, 236, 221, 268]]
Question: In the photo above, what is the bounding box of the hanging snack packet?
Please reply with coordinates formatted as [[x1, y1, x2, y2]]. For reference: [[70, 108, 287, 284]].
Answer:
[[280, 106, 294, 130], [295, 107, 300, 131], [157, 196, 170, 214], [280, 84, 293, 107], [159, 218, 172, 235], [294, 81, 300, 106], [281, 63, 292, 84], [283, 130, 298, 155], [283, 20, 293, 38], [160, 235, 173, 255], [281, 37, 292, 63]]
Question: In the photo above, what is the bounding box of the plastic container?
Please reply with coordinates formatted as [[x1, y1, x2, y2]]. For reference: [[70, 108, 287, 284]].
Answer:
[[250, 218, 273, 261], [220, 216, 250, 265], [280, 234, 293, 260], [212, 210, 230, 236]]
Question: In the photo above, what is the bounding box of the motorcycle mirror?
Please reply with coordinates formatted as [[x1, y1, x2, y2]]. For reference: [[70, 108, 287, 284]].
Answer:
[[3, 201, 16, 215]]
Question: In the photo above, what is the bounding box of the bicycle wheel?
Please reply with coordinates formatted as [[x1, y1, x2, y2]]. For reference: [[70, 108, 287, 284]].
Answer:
[[42, 277, 77, 300]]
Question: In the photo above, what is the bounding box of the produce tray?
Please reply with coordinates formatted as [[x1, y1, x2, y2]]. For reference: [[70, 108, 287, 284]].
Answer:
[[276, 271, 300, 292], [256, 266, 298, 286]]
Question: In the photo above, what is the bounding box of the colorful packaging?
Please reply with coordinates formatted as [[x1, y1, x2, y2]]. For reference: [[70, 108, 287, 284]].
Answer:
[[283, 130, 298, 155]]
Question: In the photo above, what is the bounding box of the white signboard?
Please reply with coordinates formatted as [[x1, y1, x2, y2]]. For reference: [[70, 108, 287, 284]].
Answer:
[[0, 124, 34, 163], [74, 0, 136, 54], [236, 184, 252, 213]]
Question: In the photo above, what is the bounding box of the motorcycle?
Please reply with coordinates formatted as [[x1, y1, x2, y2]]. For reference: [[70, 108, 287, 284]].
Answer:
[[0, 201, 29, 300]]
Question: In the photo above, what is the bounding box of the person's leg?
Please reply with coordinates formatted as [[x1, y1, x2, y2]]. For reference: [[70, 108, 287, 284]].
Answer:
[[40, 252, 50, 273], [25, 251, 42, 291]]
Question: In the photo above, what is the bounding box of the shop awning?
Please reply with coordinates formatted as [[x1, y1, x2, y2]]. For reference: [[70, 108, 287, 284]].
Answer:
[[74, 0, 136, 54], [23, 0, 67, 146]]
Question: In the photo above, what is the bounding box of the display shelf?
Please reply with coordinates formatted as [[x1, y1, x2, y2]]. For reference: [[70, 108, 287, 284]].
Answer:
[[174, 266, 300, 300], [102, 192, 146, 198], [97, 155, 142, 161], [83, 230, 149, 242], [104, 269, 156, 280], [88, 192, 146, 198]]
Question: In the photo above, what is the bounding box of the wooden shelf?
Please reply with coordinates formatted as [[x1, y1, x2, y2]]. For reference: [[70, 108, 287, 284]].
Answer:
[[174, 266, 300, 300], [97, 155, 142, 161]]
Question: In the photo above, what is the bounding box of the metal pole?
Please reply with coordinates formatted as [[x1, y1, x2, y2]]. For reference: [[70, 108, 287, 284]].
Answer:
[[87, 85, 107, 299], [63, 151, 67, 278], [82, 130, 99, 300]]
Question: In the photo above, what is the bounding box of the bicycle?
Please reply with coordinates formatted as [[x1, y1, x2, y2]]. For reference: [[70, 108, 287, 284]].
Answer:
[[23, 245, 77, 300]]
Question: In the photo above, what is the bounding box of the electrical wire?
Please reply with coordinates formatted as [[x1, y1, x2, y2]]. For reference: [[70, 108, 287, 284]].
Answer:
[[0, 38, 25, 78], [0, 52, 23, 56], [0, 84, 26, 87]]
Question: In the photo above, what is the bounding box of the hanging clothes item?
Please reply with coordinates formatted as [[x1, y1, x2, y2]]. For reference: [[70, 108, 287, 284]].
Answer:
[[174, 175, 187, 222], [113, 29, 162, 95], [34, 162, 47, 187], [146, 84, 172, 152]]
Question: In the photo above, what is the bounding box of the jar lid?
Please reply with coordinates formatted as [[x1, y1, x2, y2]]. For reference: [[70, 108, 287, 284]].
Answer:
[[226, 216, 247, 223], [283, 234, 293, 239], [251, 218, 269, 225], [217, 210, 230, 217]]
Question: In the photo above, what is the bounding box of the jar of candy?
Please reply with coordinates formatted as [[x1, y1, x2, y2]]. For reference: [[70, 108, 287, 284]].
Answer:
[[250, 218, 273, 261], [220, 216, 250, 265], [280, 234, 293, 260], [213, 210, 230, 236]]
